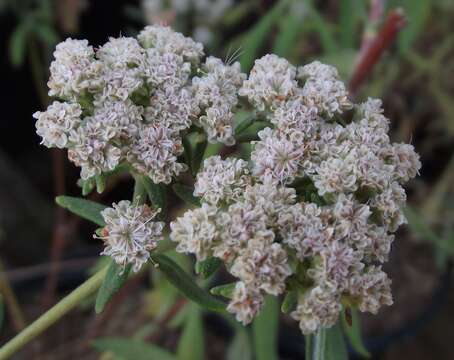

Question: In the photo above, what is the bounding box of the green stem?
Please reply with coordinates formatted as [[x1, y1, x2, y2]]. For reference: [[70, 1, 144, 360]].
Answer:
[[312, 328, 327, 360], [132, 175, 147, 205], [0, 266, 108, 360], [0, 260, 27, 331]]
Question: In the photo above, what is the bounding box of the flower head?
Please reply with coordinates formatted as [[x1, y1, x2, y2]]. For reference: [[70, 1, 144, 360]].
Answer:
[[34, 101, 82, 148], [98, 200, 164, 272]]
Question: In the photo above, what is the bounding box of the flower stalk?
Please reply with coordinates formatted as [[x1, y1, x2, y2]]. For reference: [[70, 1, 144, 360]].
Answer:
[[0, 266, 108, 360]]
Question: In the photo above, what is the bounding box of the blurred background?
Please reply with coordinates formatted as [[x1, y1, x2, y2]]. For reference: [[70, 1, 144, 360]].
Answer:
[[0, 0, 453, 359]]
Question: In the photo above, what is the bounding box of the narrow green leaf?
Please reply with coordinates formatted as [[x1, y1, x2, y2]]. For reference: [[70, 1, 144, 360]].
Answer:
[[399, 0, 431, 52], [306, 0, 337, 54], [236, 121, 269, 143], [78, 177, 96, 196], [234, 116, 255, 136], [9, 23, 28, 67], [177, 305, 204, 360], [253, 296, 279, 360], [339, 0, 355, 48], [273, 15, 304, 57], [152, 254, 226, 311], [227, 329, 253, 360], [192, 137, 207, 176], [34, 23, 59, 46], [55, 196, 106, 226], [95, 175, 106, 194], [325, 322, 348, 360], [195, 257, 222, 279], [281, 290, 298, 313], [404, 207, 447, 247], [210, 283, 236, 298], [173, 184, 201, 207], [341, 309, 370, 357], [240, 0, 291, 70], [182, 136, 193, 172], [95, 261, 131, 314], [140, 176, 167, 216], [93, 337, 177, 360]]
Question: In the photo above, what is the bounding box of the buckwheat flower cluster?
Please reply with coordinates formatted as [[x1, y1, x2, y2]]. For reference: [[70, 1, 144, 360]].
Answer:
[[35, 26, 244, 183], [171, 55, 420, 334], [191, 56, 246, 145], [171, 157, 294, 324], [194, 156, 251, 205], [96, 200, 164, 272], [239, 54, 298, 112]]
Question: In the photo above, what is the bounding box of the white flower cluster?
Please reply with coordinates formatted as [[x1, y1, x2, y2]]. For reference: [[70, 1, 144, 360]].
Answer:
[[96, 200, 164, 272], [34, 26, 245, 183], [171, 55, 421, 333]]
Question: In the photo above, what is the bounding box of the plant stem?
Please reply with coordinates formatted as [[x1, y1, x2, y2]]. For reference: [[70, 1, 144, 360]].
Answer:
[[311, 328, 326, 360], [0, 266, 108, 360], [0, 260, 27, 332]]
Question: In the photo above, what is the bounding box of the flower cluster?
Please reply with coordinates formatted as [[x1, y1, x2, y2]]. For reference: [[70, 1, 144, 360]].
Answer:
[[96, 200, 164, 272], [36, 27, 420, 335], [33, 25, 245, 183], [170, 54, 421, 333]]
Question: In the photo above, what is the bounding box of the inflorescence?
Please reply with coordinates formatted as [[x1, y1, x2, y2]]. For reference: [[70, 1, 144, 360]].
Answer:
[[35, 26, 421, 335]]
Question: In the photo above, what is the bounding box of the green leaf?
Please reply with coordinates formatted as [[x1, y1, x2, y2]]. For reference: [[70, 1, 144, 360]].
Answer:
[[239, 0, 291, 70], [152, 254, 226, 311], [252, 296, 279, 360], [227, 329, 253, 360], [210, 283, 236, 298], [236, 121, 269, 143], [325, 322, 348, 360], [192, 137, 207, 176], [78, 177, 96, 196], [273, 15, 304, 57], [234, 116, 255, 136], [34, 23, 59, 46], [195, 257, 222, 279], [55, 196, 107, 226], [140, 176, 167, 216], [281, 290, 298, 313], [305, 0, 337, 54], [399, 0, 431, 52], [404, 207, 447, 246], [93, 337, 177, 360], [339, 0, 355, 49], [95, 175, 106, 194], [177, 305, 204, 360], [173, 184, 201, 207], [182, 136, 193, 172], [9, 23, 29, 67], [95, 261, 131, 314], [341, 309, 370, 357]]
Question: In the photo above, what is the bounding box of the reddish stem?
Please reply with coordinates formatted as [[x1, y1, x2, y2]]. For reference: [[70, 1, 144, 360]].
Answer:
[[349, 8, 406, 95]]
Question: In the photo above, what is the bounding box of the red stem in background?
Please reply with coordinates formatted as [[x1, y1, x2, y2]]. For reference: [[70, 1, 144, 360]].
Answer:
[[358, 0, 386, 59], [349, 8, 406, 95]]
